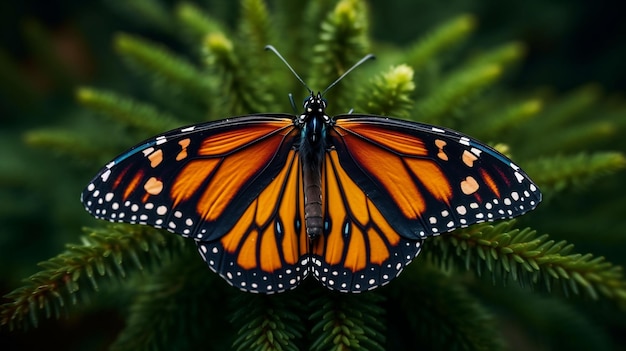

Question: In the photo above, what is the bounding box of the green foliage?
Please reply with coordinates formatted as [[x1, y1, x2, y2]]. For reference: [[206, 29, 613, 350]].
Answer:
[[2, 0, 626, 350], [309, 292, 386, 351], [428, 221, 626, 304], [1, 225, 185, 330], [390, 263, 504, 350], [231, 293, 305, 351]]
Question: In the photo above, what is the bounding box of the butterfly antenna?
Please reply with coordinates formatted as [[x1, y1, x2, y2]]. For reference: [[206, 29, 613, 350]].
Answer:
[[321, 53, 375, 97], [265, 45, 313, 95]]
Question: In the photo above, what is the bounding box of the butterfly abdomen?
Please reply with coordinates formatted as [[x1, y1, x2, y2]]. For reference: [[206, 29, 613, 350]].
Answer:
[[300, 112, 327, 239], [303, 166, 323, 239]]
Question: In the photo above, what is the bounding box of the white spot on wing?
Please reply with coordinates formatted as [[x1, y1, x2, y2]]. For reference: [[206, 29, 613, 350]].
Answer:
[[156, 136, 167, 145], [142, 147, 155, 156], [101, 169, 111, 182], [432, 127, 445, 133]]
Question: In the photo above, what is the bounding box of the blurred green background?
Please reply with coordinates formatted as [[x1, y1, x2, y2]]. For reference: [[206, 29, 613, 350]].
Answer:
[[1, 0, 625, 350]]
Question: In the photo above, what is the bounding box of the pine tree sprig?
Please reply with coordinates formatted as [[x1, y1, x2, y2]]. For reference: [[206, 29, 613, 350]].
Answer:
[[109, 251, 227, 351], [0, 225, 185, 330], [391, 263, 504, 350], [309, 292, 386, 351], [525, 152, 626, 194], [309, 0, 370, 109], [525, 121, 616, 156], [203, 32, 273, 115], [114, 33, 212, 101], [531, 85, 602, 131], [413, 63, 503, 123], [23, 128, 112, 161], [464, 98, 543, 138], [76, 87, 183, 134], [359, 64, 415, 117], [405, 14, 476, 73], [236, 0, 279, 109], [464, 42, 526, 70], [230, 293, 305, 351], [238, 0, 274, 56], [175, 2, 226, 40], [427, 221, 626, 306]]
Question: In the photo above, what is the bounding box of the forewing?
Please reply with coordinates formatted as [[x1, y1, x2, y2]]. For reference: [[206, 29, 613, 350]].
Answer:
[[197, 150, 309, 293], [330, 115, 542, 240], [311, 150, 423, 292], [81, 115, 298, 241]]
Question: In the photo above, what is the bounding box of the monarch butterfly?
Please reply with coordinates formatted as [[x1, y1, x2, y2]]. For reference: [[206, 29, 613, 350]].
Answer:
[[82, 46, 541, 293]]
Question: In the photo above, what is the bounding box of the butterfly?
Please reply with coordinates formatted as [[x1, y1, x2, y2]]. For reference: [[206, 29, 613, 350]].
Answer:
[[81, 46, 541, 294]]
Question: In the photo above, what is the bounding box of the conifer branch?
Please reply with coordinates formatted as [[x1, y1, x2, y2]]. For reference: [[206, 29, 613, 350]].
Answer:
[[203, 33, 273, 115], [23, 128, 113, 161], [359, 64, 415, 117], [309, 0, 370, 108], [309, 292, 386, 351], [76, 87, 182, 134], [0, 225, 185, 330], [298, 1, 338, 67], [114, 0, 172, 33], [110, 251, 227, 351], [391, 264, 504, 350], [238, 0, 274, 55], [525, 152, 626, 194], [465, 42, 526, 70], [236, 0, 279, 109], [527, 121, 616, 155], [405, 14, 476, 73], [464, 98, 543, 138], [114, 33, 212, 101], [531, 85, 601, 131], [413, 63, 503, 123], [175, 2, 226, 39], [427, 221, 626, 306], [472, 284, 615, 350], [230, 293, 305, 351]]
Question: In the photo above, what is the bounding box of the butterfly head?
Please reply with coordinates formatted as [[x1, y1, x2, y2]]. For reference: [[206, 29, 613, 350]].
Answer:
[[298, 92, 328, 166], [299, 92, 329, 123]]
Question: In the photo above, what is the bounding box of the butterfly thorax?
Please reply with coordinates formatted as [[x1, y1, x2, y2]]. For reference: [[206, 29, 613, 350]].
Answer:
[[298, 92, 329, 240]]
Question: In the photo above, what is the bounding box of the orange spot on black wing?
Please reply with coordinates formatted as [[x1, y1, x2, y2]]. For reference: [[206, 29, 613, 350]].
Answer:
[[460, 176, 479, 195], [148, 149, 163, 168], [176, 138, 190, 161], [480, 168, 500, 198], [144, 177, 163, 195], [435, 139, 449, 161], [462, 150, 478, 167], [123, 170, 144, 200]]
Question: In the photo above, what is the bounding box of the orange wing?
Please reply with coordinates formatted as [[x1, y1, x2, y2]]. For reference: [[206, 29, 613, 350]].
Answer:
[[310, 149, 423, 292], [330, 115, 541, 240], [197, 149, 309, 293], [81, 115, 298, 242]]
